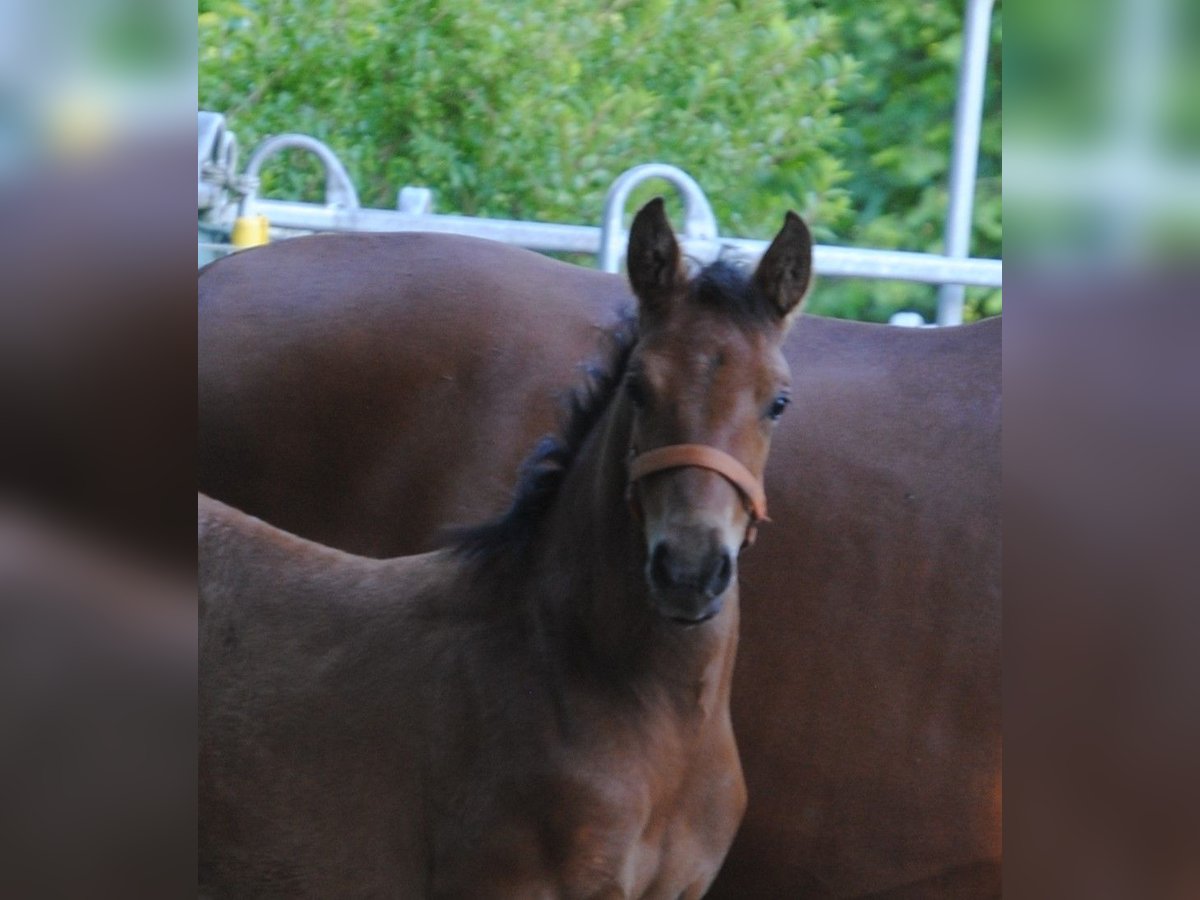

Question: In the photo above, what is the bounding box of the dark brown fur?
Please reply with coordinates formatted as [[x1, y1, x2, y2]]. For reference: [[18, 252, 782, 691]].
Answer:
[[199, 230, 1000, 897], [200, 205, 813, 897]]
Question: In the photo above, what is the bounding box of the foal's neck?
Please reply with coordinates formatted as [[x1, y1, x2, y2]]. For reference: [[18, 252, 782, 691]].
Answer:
[[531, 391, 738, 702]]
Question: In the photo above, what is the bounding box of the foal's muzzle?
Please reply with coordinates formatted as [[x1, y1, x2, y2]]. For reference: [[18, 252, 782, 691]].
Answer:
[[647, 529, 735, 624], [628, 443, 766, 624]]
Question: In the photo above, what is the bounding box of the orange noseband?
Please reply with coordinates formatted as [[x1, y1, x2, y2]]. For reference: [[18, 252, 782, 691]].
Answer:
[[627, 444, 769, 547]]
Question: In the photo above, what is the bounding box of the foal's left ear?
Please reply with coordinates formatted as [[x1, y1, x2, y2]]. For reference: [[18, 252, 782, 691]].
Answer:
[[753, 211, 814, 324], [627, 197, 684, 318]]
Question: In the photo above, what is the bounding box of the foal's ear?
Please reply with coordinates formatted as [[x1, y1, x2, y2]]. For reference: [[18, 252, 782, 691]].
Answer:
[[627, 197, 683, 317], [753, 211, 814, 324]]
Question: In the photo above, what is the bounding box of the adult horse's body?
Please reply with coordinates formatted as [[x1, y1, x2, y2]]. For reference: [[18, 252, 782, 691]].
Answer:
[[199, 233, 1001, 896], [199, 202, 812, 897], [199, 231, 625, 559]]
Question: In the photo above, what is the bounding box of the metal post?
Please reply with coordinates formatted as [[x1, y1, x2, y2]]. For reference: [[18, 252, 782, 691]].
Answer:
[[937, 0, 996, 325]]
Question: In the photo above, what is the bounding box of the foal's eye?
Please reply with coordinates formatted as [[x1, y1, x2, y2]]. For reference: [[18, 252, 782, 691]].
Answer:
[[767, 394, 791, 421], [626, 377, 648, 409]]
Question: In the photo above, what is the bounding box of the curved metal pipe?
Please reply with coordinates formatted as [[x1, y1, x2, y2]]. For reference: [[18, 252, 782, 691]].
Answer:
[[243, 134, 360, 211], [598, 164, 719, 272]]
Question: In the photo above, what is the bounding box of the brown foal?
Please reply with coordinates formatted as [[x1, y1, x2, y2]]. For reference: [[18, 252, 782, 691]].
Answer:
[[199, 199, 812, 898]]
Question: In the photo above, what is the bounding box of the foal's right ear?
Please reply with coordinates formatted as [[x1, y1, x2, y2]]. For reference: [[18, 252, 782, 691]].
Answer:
[[627, 197, 683, 318]]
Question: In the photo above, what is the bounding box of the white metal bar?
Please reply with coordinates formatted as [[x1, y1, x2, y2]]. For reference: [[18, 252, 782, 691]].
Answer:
[[807, 245, 1001, 287], [253, 199, 601, 253], [250, 198, 1002, 286]]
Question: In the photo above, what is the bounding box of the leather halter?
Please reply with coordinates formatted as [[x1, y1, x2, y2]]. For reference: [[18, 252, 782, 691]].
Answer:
[[627, 444, 769, 548]]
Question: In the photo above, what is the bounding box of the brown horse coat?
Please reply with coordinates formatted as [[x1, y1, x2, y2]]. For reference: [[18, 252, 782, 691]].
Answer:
[[199, 233, 1000, 897], [199, 494, 743, 898], [201, 205, 820, 897], [199, 232, 624, 558]]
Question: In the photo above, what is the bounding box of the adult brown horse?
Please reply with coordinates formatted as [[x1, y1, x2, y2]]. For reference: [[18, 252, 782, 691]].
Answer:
[[200, 200, 813, 897], [199, 227, 1001, 895]]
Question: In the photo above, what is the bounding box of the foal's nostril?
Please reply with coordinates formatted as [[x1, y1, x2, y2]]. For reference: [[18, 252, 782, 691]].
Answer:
[[650, 543, 674, 589], [706, 551, 733, 598]]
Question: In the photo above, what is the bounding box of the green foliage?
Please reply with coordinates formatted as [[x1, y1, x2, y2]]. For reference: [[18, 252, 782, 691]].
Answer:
[[804, 0, 1002, 322], [199, 0, 1001, 322], [200, 0, 854, 238]]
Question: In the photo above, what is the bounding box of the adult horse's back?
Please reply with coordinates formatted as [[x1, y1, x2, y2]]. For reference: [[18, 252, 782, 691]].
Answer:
[[198, 234, 1000, 897], [199, 232, 626, 556]]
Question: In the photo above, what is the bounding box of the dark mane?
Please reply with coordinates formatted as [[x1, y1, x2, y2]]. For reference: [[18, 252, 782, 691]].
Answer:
[[447, 312, 638, 562]]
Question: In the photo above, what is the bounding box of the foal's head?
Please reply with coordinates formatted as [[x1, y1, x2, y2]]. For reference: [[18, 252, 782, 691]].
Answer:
[[624, 199, 812, 624]]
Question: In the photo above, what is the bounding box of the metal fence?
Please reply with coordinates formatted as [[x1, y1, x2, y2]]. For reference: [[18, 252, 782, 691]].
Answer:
[[198, 0, 1000, 325]]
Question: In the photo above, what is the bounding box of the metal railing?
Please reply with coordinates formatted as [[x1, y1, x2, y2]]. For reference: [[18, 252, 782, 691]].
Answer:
[[198, 0, 1001, 323]]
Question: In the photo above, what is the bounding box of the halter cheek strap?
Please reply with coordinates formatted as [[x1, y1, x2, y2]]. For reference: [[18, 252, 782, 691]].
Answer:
[[627, 444, 769, 547]]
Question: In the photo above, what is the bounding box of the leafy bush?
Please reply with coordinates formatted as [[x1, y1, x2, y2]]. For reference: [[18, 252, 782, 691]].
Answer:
[[201, 1, 854, 235], [805, 0, 1002, 321], [199, 0, 1000, 322]]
